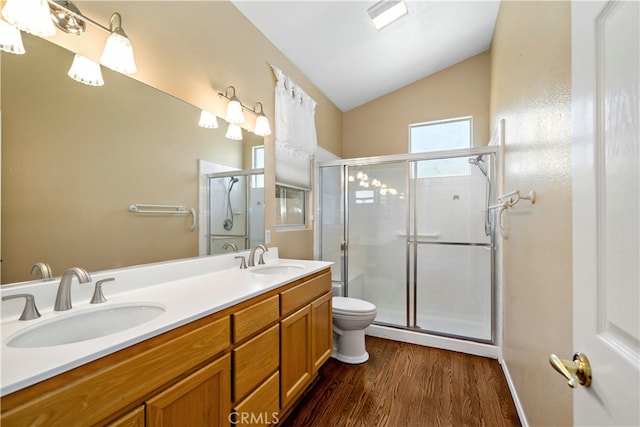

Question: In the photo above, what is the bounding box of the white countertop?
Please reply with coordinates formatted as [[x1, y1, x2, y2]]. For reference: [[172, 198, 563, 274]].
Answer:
[[0, 251, 332, 396]]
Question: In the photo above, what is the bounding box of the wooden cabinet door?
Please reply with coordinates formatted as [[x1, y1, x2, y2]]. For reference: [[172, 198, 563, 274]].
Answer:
[[106, 406, 144, 427], [146, 354, 231, 427], [311, 292, 333, 373], [280, 305, 312, 409]]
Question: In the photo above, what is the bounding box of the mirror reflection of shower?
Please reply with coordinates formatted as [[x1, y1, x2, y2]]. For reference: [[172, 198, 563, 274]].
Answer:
[[204, 169, 265, 256], [223, 176, 240, 230], [469, 154, 492, 236]]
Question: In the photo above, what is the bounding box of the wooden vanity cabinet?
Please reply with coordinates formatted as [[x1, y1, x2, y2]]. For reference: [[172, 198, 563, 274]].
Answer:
[[279, 270, 333, 412], [1, 268, 333, 427]]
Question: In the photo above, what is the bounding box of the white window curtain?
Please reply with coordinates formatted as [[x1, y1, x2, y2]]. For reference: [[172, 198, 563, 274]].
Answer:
[[272, 65, 317, 190]]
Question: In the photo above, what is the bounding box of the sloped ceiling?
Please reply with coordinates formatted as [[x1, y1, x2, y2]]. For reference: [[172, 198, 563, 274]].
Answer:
[[232, 1, 500, 111]]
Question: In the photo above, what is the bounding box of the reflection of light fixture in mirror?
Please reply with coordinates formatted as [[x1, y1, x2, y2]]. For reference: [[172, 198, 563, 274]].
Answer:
[[219, 86, 245, 125], [68, 54, 104, 86], [225, 124, 243, 141], [101, 12, 136, 74], [0, 19, 25, 54], [198, 111, 219, 129], [252, 102, 271, 136], [367, 0, 408, 30], [2, 0, 56, 37]]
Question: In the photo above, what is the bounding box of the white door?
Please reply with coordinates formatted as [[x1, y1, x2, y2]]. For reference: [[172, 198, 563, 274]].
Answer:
[[571, 1, 639, 425]]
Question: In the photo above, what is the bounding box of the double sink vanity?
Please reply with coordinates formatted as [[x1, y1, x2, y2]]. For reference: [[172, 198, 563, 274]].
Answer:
[[1, 248, 333, 426]]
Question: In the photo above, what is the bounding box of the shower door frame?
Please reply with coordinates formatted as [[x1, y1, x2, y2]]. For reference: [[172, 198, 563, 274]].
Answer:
[[206, 168, 264, 254], [319, 146, 498, 344]]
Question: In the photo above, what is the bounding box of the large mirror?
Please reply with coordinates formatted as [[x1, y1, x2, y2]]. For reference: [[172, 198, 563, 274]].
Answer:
[[1, 34, 264, 284]]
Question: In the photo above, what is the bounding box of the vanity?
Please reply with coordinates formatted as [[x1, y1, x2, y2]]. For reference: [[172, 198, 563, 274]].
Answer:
[[0, 249, 333, 426]]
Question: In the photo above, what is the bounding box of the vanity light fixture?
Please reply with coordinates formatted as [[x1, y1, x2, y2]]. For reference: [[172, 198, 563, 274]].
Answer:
[[198, 110, 219, 129], [225, 124, 243, 141], [218, 86, 272, 137], [2, 0, 56, 37], [253, 102, 272, 137], [68, 54, 104, 86], [219, 86, 246, 125], [1, 0, 137, 76], [367, 0, 408, 30], [0, 19, 25, 54]]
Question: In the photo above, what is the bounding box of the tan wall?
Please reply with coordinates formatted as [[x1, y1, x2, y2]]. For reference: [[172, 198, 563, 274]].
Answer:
[[1, 1, 343, 281], [490, 1, 573, 426], [342, 51, 491, 158]]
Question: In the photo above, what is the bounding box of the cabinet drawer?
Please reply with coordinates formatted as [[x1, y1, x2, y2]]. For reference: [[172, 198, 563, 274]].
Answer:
[[232, 371, 280, 426], [233, 295, 279, 343], [280, 270, 331, 317], [233, 324, 279, 402]]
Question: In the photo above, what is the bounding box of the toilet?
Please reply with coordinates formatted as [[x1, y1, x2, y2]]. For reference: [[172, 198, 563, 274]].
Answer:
[[331, 296, 377, 364]]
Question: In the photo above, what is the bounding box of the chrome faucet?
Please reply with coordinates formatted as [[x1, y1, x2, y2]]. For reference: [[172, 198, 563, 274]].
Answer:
[[54, 267, 92, 311], [31, 262, 53, 280], [248, 244, 268, 267]]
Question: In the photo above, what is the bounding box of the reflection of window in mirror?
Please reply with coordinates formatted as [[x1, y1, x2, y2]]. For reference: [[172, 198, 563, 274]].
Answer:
[[252, 146, 264, 188], [275, 185, 306, 228]]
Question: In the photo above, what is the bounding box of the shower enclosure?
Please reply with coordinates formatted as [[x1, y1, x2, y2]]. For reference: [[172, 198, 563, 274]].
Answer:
[[207, 170, 264, 254], [320, 148, 496, 343]]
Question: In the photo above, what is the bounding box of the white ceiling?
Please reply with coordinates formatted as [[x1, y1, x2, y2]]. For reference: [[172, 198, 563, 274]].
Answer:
[[232, 1, 500, 112]]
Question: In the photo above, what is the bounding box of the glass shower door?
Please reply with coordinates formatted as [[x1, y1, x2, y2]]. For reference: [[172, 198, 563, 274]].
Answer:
[[346, 162, 408, 326], [409, 155, 494, 341]]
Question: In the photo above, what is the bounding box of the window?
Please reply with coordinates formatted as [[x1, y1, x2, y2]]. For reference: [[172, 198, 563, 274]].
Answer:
[[252, 145, 264, 188], [275, 185, 306, 228], [409, 117, 472, 177]]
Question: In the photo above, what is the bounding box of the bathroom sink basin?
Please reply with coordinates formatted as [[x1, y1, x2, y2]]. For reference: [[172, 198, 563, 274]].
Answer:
[[251, 264, 305, 275], [6, 303, 166, 348]]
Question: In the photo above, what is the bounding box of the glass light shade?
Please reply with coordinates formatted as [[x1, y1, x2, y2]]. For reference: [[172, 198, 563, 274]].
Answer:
[[198, 111, 219, 129], [254, 114, 271, 137], [68, 55, 104, 86], [1, 0, 56, 37], [0, 19, 25, 54], [225, 99, 245, 125], [225, 124, 243, 141], [101, 32, 137, 74]]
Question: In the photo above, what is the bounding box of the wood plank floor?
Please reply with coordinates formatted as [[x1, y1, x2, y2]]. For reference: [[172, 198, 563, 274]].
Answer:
[[281, 336, 521, 427]]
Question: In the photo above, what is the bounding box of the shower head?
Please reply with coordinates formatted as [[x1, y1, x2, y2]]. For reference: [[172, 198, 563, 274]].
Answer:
[[230, 176, 239, 184], [468, 155, 484, 165], [469, 155, 488, 178]]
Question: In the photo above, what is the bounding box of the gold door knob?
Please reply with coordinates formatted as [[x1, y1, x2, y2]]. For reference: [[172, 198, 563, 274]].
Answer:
[[549, 352, 592, 388]]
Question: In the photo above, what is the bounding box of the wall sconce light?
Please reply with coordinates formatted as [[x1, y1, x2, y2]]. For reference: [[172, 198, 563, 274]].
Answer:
[[253, 102, 272, 137], [1, 0, 137, 77], [198, 111, 219, 129], [0, 19, 25, 54], [219, 86, 246, 125], [68, 54, 104, 86], [2, 0, 55, 37], [100, 12, 136, 74], [218, 86, 272, 138], [225, 124, 243, 141]]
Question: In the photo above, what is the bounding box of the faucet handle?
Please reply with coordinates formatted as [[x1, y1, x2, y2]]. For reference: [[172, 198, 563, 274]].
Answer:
[[2, 294, 42, 320], [90, 278, 115, 304], [235, 256, 248, 269]]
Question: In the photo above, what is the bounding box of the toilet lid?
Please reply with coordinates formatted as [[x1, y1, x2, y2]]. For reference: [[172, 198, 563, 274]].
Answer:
[[332, 297, 376, 314]]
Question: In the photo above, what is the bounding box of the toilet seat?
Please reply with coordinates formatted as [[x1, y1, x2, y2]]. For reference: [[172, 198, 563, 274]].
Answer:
[[332, 297, 376, 315]]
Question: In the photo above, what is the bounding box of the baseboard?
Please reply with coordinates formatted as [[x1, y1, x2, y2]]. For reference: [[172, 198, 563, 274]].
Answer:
[[499, 357, 528, 427], [365, 324, 499, 359]]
